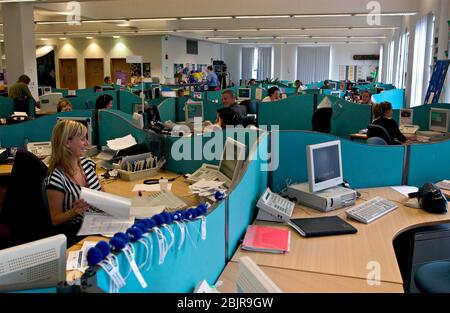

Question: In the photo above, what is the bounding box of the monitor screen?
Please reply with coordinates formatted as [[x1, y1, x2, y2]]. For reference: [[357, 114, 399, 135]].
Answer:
[[0, 235, 66, 292], [219, 138, 246, 183], [185, 101, 203, 122], [161, 90, 177, 98], [329, 82, 337, 90], [429, 109, 449, 132], [56, 116, 93, 145], [400, 109, 413, 126], [307, 140, 343, 192], [238, 88, 251, 100]]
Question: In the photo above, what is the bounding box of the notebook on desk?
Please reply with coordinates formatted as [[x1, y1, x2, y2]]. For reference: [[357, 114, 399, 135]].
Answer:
[[242, 225, 290, 254], [288, 216, 357, 238]]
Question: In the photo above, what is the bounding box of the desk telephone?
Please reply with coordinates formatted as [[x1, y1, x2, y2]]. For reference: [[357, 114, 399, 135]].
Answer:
[[256, 188, 295, 223], [26, 141, 52, 159], [399, 124, 420, 135]]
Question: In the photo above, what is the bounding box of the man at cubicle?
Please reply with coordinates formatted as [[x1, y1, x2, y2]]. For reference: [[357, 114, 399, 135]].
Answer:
[[104, 76, 112, 85], [205, 65, 219, 91], [8, 74, 40, 109], [221, 90, 246, 118], [295, 80, 307, 93]]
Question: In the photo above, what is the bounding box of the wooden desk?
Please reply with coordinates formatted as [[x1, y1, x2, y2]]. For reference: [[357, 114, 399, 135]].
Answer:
[[225, 187, 450, 292], [350, 133, 368, 141], [0, 164, 13, 177]]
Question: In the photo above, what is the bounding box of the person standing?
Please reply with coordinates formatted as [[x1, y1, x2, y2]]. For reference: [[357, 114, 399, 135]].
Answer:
[[205, 65, 219, 91]]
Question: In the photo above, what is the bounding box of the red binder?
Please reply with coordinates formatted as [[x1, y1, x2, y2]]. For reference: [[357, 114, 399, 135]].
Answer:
[[242, 225, 290, 254]]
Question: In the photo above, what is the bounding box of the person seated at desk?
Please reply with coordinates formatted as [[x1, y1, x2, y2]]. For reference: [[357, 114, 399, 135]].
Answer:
[[215, 107, 243, 128], [8, 74, 40, 108], [57, 98, 73, 112], [221, 90, 246, 118], [103, 76, 112, 85], [93, 85, 102, 92], [96, 94, 113, 110], [248, 78, 257, 86], [131, 70, 144, 86], [351, 92, 360, 103], [45, 120, 103, 245], [321, 80, 332, 90], [176, 88, 185, 97], [372, 101, 406, 145], [262, 86, 280, 102], [295, 80, 307, 93], [359, 90, 374, 106]]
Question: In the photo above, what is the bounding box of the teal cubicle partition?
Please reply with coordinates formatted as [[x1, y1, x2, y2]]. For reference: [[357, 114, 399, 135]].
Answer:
[[157, 98, 176, 123], [372, 89, 405, 109], [270, 131, 405, 193], [0, 96, 14, 118], [51, 88, 69, 97], [69, 90, 118, 111], [97, 109, 146, 147], [118, 90, 143, 114], [376, 83, 395, 91], [0, 110, 95, 148], [412, 103, 450, 132], [330, 98, 372, 138], [206, 87, 237, 103], [304, 89, 320, 95], [408, 140, 450, 187]]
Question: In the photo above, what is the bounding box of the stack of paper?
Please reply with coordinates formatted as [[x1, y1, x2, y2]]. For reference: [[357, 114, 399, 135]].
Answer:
[[77, 212, 134, 237], [66, 241, 98, 272], [189, 179, 226, 197], [106, 134, 137, 151]]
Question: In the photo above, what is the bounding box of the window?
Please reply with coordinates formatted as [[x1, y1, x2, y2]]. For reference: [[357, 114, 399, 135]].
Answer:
[[411, 13, 435, 107], [186, 40, 198, 55], [241, 47, 255, 82], [296, 46, 330, 84], [385, 40, 395, 84], [395, 32, 409, 89], [241, 47, 273, 81]]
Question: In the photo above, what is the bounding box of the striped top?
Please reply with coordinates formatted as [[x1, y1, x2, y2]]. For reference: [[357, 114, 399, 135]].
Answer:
[[45, 157, 102, 228]]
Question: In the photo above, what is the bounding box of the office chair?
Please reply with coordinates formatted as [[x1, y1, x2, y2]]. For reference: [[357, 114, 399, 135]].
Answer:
[[13, 97, 31, 115], [0, 150, 53, 248], [367, 124, 392, 145], [414, 261, 450, 293], [312, 107, 333, 134], [366, 137, 388, 145]]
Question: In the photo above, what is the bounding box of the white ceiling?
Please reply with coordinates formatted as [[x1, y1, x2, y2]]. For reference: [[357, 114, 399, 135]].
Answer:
[[0, 0, 420, 44]]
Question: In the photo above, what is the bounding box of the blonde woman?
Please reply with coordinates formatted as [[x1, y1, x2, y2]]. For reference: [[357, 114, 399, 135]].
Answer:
[[57, 98, 73, 112], [45, 120, 103, 243]]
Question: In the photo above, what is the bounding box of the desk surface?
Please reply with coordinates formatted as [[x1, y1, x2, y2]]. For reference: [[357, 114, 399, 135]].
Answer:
[[228, 187, 450, 290], [0, 164, 13, 177]]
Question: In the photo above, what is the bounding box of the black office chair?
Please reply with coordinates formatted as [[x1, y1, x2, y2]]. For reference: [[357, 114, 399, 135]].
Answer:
[[367, 124, 392, 145], [13, 97, 31, 116], [0, 150, 53, 248], [239, 100, 258, 115], [312, 107, 333, 134], [414, 261, 450, 293]]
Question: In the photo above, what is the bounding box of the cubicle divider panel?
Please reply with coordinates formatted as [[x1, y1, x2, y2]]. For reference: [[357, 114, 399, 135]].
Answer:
[[0, 110, 95, 148], [98, 110, 146, 147], [157, 98, 176, 123], [304, 89, 320, 95], [408, 140, 450, 187], [413, 103, 450, 132], [204, 100, 223, 122], [270, 131, 405, 193], [70, 90, 119, 111], [206, 87, 238, 103], [118, 90, 142, 115], [51, 88, 69, 97], [330, 98, 372, 138], [258, 95, 314, 131], [176, 97, 189, 122], [227, 133, 269, 257], [0, 96, 14, 118], [95, 201, 226, 293], [372, 89, 405, 109]]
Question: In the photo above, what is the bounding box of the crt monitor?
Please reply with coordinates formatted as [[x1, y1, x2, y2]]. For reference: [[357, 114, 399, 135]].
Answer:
[[329, 82, 337, 90], [39, 93, 63, 113], [0, 235, 66, 292], [185, 101, 203, 122], [237, 256, 282, 293], [43, 86, 52, 94], [193, 92, 203, 99], [306, 140, 343, 193], [238, 88, 251, 100], [218, 137, 247, 186], [429, 108, 450, 133], [56, 116, 93, 145], [400, 109, 413, 126]]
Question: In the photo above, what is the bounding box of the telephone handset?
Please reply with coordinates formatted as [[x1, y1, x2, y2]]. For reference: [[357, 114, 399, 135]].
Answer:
[[26, 141, 52, 159], [256, 188, 295, 223]]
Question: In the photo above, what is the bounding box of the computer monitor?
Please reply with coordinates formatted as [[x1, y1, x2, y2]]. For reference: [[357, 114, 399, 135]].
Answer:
[[38, 87, 44, 97], [132, 102, 146, 113], [161, 90, 176, 98], [429, 108, 450, 133], [132, 112, 144, 129], [56, 116, 93, 145], [0, 235, 66, 292], [237, 88, 251, 101], [185, 101, 203, 122], [237, 256, 282, 293], [306, 140, 343, 193], [400, 109, 413, 126], [39, 93, 63, 113], [218, 137, 247, 186], [193, 92, 203, 99], [329, 82, 337, 90], [153, 87, 160, 98]]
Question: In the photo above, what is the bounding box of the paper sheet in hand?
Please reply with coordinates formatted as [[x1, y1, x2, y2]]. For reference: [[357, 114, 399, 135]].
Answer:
[[132, 184, 172, 192], [106, 134, 137, 151], [77, 212, 134, 236], [81, 187, 131, 219]]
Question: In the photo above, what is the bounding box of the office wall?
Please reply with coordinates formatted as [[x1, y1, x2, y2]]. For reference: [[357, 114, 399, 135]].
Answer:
[[222, 44, 242, 86], [51, 36, 163, 89], [161, 35, 222, 84], [329, 44, 381, 81]]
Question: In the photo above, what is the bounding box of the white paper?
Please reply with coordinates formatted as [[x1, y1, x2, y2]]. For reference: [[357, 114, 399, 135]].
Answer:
[[77, 212, 135, 236], [391, 186, 418, 197], [106, 134, 137, 151], [436, 180, 450, 191], [81, 187, 131, 219], [131, 204, 165, 219], [190, 179, 224, 190], [66, 241, 98, 272], [132, 184, 172, 192]]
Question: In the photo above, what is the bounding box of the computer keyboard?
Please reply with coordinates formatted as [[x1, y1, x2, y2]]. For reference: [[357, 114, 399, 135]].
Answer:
[[346, 196, 398, 224], [145, 190, 188, 212]]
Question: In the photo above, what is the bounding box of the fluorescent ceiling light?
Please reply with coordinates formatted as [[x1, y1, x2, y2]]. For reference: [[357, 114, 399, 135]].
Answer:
[[180, 16, 233, 20], [35, 21, 68, 25], [175, 29, 214, 32], [130, 18, 178, 22], [216, 29, 259, 32], [260, 28, 300, 31], [235, 15, 291, 19], [82, 19, 126, 23], [294, 14, 352, 17], [353, 12, 417, 16], [113, 36, 120, 38], [40, 38, 48, 41], [59, 37, 67, 40], [86, 36, 94, 39]]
